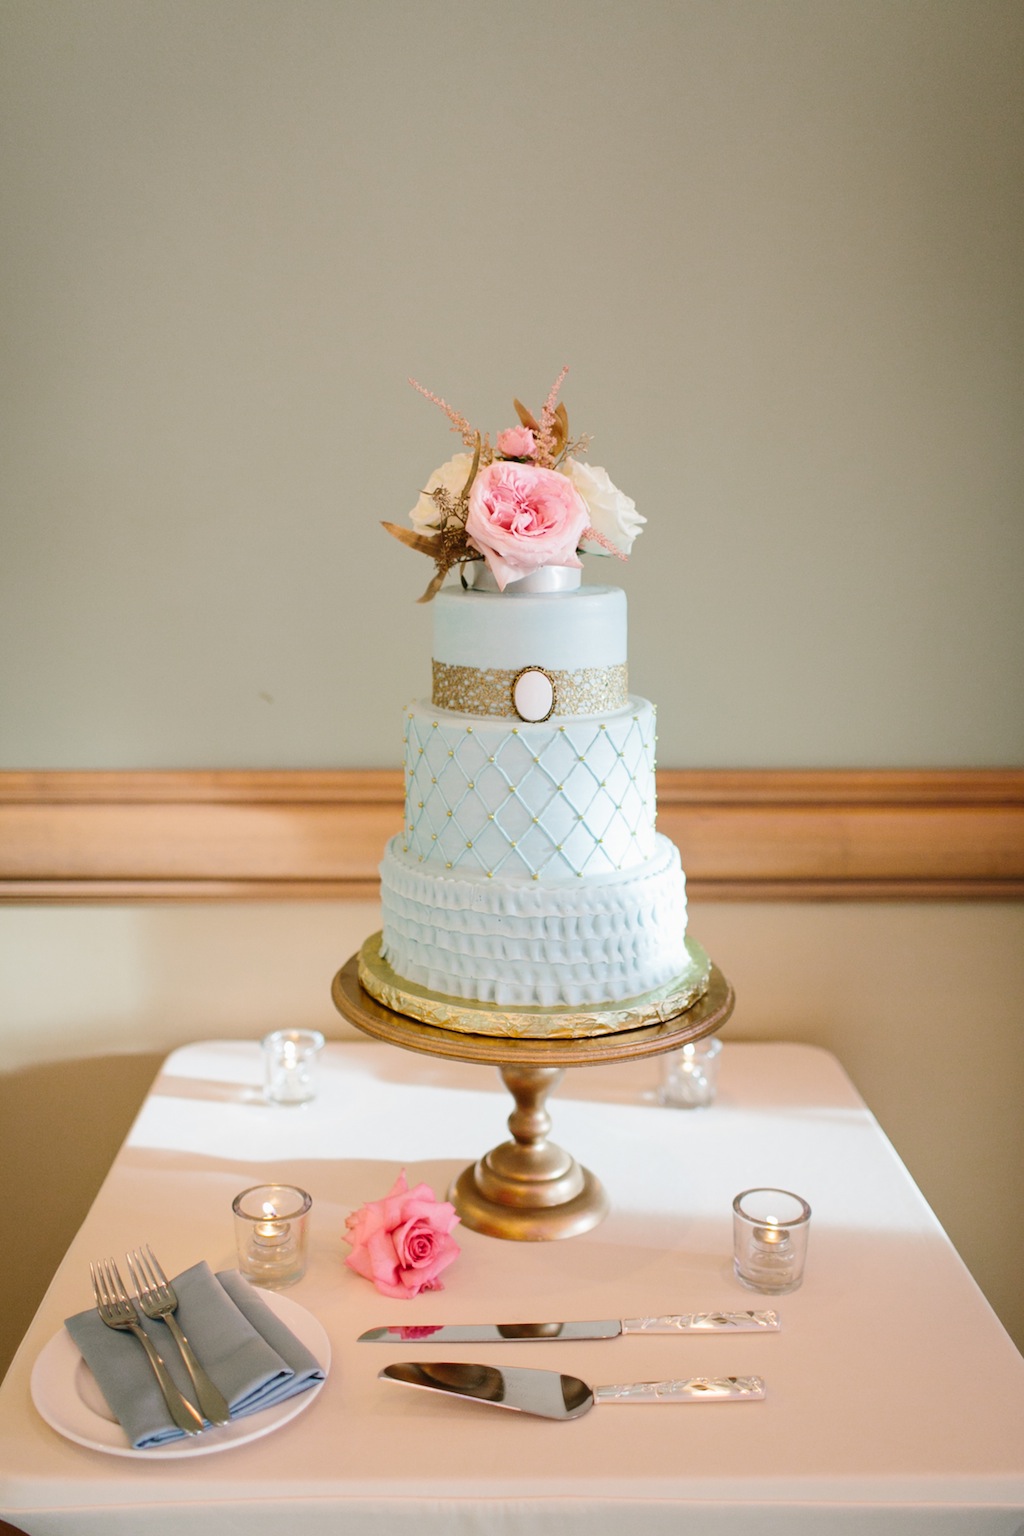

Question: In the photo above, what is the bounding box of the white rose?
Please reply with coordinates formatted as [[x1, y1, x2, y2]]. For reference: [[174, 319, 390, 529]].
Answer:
[[410, 452, 475, 536], [565, 459, 646, 555]]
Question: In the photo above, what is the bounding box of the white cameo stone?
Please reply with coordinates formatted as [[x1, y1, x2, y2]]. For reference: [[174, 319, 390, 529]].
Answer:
[[512, 668, 556, 722]]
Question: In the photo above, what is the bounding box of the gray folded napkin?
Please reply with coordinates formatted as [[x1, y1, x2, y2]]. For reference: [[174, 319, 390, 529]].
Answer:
[[65, 1261, 326, 1449]]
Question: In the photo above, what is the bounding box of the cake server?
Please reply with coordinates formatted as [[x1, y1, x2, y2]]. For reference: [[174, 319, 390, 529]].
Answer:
[[380, 1361, 766, 1420], [359, 1310, 779, 1343]]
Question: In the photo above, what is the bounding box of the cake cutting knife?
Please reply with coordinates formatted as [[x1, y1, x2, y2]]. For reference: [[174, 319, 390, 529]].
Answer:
[[380, 1360, 766, 1420], [359, 1310, 779, 1343]]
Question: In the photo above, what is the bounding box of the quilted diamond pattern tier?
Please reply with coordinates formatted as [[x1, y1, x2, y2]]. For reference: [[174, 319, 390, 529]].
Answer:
[[401, 698, 657, 880]]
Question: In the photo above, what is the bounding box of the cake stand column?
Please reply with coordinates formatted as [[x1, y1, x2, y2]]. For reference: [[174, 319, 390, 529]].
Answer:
[[451, 1064, 608, 1240], [331, 949, 734, 1241]]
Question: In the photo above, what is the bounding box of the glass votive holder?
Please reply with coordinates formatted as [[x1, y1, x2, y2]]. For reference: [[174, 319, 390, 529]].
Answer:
[[232, 1183, 312, 1288], [658, 1037, 722, 1108], [732, 1187, 811, 1294], [262, 1028, 325, 1106]]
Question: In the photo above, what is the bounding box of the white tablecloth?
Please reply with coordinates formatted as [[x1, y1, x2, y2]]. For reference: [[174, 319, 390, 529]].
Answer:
[[1, 1039, 1022, 1535]]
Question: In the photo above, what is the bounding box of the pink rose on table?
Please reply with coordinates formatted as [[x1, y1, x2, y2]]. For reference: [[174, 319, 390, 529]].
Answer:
[[344, 1171, 460, 1299], [496, 425, 536, 459], [466, 461, 588, 590]]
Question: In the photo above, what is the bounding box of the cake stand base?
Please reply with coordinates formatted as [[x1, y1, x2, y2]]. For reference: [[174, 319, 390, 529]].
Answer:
[[449, 1064, 609, 1240], [331, 951, 734, 1241]]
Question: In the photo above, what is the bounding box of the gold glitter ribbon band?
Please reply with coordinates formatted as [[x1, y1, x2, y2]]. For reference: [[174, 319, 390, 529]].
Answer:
[[432, 659, 629, 719]]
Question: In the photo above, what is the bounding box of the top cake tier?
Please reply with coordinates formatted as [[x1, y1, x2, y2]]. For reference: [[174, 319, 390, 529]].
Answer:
[[431, 583, 627, 721]]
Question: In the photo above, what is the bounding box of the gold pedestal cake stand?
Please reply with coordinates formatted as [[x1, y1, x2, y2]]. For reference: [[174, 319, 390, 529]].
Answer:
[[331, 940, 734, 1242]]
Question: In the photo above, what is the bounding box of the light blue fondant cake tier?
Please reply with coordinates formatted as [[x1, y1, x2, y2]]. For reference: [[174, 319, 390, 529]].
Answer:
[[401, 698, 657, 880], [432, 583, 626, 673], [379, 835, 688, 1009]]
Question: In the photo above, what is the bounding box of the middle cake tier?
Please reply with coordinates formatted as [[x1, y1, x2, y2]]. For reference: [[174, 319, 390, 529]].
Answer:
[[401, 697, 658, 881]]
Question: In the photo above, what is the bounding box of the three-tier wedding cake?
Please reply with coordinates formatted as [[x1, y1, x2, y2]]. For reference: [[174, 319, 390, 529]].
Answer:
[[358, 372, 709, 1038]]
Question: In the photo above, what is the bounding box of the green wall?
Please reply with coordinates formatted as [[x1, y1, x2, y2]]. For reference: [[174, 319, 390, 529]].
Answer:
[[2, 0, 1022, 771]]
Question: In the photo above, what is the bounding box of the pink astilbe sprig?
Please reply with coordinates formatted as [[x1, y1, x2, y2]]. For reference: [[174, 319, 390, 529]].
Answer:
[[582, 523, 628, 561], [534, 365, 570, 466], [408, 378, 479, 450]]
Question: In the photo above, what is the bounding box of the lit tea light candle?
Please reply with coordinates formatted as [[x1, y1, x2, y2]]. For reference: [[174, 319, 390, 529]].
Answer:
[[752, 1220, 790, 1247], [261, 1029, 325, 1106], [232, 1183, 312, 1288], [732, 1188, 811, 1295], [658, 1037, 722, 1109], [253, 1201, 291, 1248]]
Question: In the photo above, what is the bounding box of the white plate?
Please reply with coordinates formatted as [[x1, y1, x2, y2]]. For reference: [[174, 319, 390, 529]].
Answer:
[[30, 1290, 330, 1459]]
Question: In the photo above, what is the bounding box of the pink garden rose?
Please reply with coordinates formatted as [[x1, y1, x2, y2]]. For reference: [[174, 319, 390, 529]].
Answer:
[[465, 460, 589, 590], [344, 1171, 460, 1299], [495, 425, 536, 459]]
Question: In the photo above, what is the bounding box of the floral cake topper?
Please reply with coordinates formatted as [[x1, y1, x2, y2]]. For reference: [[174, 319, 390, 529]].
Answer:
[[383, 368, 645, 600]]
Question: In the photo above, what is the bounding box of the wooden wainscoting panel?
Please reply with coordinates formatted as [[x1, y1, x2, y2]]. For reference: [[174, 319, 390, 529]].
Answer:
[[0, 769, 1021, 901]]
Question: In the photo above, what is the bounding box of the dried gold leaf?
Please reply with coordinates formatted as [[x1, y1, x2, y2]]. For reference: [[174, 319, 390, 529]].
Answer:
[[381, 520, 439, 557], [417, 568, 448, 603], [513, 398, 540, 432], [550, 401, 569, 455], [460, 434, 482, 499]]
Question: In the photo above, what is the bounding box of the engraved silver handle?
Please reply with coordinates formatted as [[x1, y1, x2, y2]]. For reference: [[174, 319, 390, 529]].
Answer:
[[620, 1311, 779, 1333], [594, 1375, 766, 1404]]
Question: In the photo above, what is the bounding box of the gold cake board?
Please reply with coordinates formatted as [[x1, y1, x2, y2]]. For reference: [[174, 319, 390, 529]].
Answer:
[[356, 931, 713, 1040], [332, 941, 734, 1241]]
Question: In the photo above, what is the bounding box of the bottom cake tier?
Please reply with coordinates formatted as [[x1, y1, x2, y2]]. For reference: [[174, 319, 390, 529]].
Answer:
[[378, 833, 690, 1010], [357, 929, 711, 1040]]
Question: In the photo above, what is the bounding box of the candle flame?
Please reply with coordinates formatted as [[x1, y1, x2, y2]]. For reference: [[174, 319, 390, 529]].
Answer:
[[262, 1201, 278, 1219]]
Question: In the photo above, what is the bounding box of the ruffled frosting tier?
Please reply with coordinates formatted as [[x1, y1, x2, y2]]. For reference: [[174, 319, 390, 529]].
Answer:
[[380, 835, 688, 1009]]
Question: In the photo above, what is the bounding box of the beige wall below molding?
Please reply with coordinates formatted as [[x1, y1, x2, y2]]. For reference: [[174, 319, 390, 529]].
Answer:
[[0, 898, 1021, 1383]]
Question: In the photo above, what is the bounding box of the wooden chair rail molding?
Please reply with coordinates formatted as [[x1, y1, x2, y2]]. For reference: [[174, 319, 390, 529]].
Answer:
[[1, 769, 1022, 902]]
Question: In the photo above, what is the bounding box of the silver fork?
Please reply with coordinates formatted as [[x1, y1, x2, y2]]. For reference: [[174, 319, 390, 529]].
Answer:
[[91, 1259, 204, 1436], [126, 1246, 231, 1426]]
